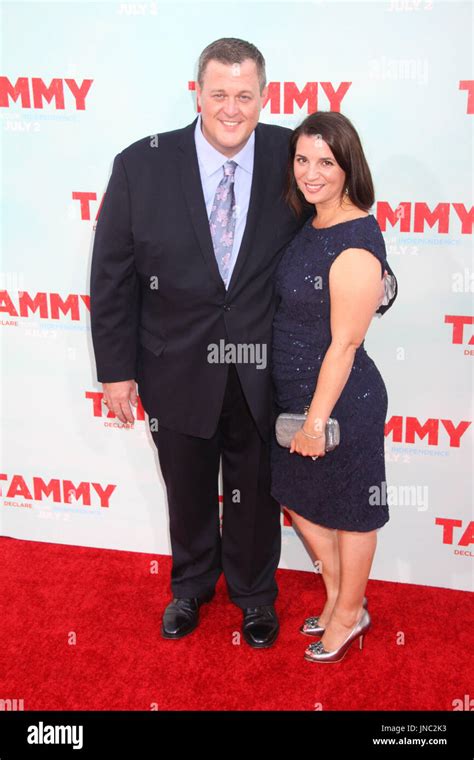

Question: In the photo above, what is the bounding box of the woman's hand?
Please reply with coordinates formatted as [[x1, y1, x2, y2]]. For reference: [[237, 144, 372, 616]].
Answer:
[[290, 427, 326, 458]]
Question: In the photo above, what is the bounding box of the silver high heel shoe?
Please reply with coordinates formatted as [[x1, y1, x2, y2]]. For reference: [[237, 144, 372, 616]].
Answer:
[[300, 596, 368, 636], [304, 608, 371, 663]]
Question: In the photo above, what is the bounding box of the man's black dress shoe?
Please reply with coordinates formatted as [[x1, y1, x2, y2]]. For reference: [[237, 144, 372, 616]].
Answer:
[[242, 605, 279, 648], [161, 590, 215, 639]]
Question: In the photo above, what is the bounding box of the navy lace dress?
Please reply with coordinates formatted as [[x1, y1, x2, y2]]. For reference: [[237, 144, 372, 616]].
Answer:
[[270, 213, 397, 532]]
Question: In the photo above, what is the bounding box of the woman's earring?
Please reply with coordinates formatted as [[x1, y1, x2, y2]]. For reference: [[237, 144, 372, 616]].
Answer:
[[344, 186, 349, 195]]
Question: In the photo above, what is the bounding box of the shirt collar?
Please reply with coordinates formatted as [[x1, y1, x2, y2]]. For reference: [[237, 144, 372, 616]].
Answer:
[[194, 113, 255, 177]]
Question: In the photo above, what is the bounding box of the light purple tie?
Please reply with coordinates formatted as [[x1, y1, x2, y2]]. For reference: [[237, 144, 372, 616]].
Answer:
[[209, 160, 237, 286]]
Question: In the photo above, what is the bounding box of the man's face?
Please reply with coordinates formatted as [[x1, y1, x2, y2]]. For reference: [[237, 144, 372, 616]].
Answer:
[[196, 58, 267, 157]]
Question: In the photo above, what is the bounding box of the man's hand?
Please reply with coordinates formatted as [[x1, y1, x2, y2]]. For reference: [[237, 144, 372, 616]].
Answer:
[[102, 380, 138, 423]]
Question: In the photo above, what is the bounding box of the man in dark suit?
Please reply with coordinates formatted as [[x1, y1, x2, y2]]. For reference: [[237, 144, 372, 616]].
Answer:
[[90, 37, 393, 648]]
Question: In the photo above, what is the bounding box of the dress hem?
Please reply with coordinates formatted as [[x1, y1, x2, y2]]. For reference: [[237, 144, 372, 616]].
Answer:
[[274, 493, 390, 533]]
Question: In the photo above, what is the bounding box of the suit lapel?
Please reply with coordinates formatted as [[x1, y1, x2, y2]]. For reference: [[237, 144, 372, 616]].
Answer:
[[177, 118, 224, 291], [177, 117, 271, 294], [227, 123, 270, 294]]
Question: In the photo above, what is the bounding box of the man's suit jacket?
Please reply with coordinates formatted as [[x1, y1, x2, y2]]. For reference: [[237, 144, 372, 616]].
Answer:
[[90, 116, 310, 441]]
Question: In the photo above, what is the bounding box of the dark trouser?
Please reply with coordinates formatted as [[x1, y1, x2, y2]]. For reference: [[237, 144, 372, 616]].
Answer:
[[150, 363, 281, 609]]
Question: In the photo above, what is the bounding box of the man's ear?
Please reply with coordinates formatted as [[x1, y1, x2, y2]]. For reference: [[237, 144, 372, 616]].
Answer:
[[196, 83, 202, 110]]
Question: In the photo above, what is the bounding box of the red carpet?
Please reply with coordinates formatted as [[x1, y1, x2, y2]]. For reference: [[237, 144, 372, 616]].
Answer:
[[0, 536, 472, 711]]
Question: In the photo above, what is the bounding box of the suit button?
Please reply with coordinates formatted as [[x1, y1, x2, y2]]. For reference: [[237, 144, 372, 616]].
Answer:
[[223, 305, 231, 311]]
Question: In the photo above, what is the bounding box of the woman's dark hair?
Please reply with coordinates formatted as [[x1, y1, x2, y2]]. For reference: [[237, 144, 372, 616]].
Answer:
[[285, 111, 375, 218]]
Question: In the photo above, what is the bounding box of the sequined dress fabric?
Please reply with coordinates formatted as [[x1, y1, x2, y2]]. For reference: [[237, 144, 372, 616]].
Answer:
[[270, 214, 394, 531]]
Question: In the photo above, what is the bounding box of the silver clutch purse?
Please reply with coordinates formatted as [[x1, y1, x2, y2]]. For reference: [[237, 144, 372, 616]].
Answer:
[[275, 405, 340, 451]]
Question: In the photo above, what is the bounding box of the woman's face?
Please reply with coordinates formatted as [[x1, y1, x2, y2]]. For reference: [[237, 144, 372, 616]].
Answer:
[[293, 134, 346, 206]]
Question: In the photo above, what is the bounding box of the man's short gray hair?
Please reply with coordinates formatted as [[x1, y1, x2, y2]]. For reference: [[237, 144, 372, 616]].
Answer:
[[197, 37, 266, 93]]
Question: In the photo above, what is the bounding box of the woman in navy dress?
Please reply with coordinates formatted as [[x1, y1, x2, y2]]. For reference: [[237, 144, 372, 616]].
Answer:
[[270, 111, 398, 663]]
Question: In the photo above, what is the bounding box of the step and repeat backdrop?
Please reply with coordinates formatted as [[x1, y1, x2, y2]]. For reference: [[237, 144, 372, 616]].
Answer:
[[2, 0, 472, 591]]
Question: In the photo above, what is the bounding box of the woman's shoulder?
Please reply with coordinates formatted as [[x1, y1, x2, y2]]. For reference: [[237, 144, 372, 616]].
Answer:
[[302, 213, 385, 255], [342, 214, 387, 258]]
